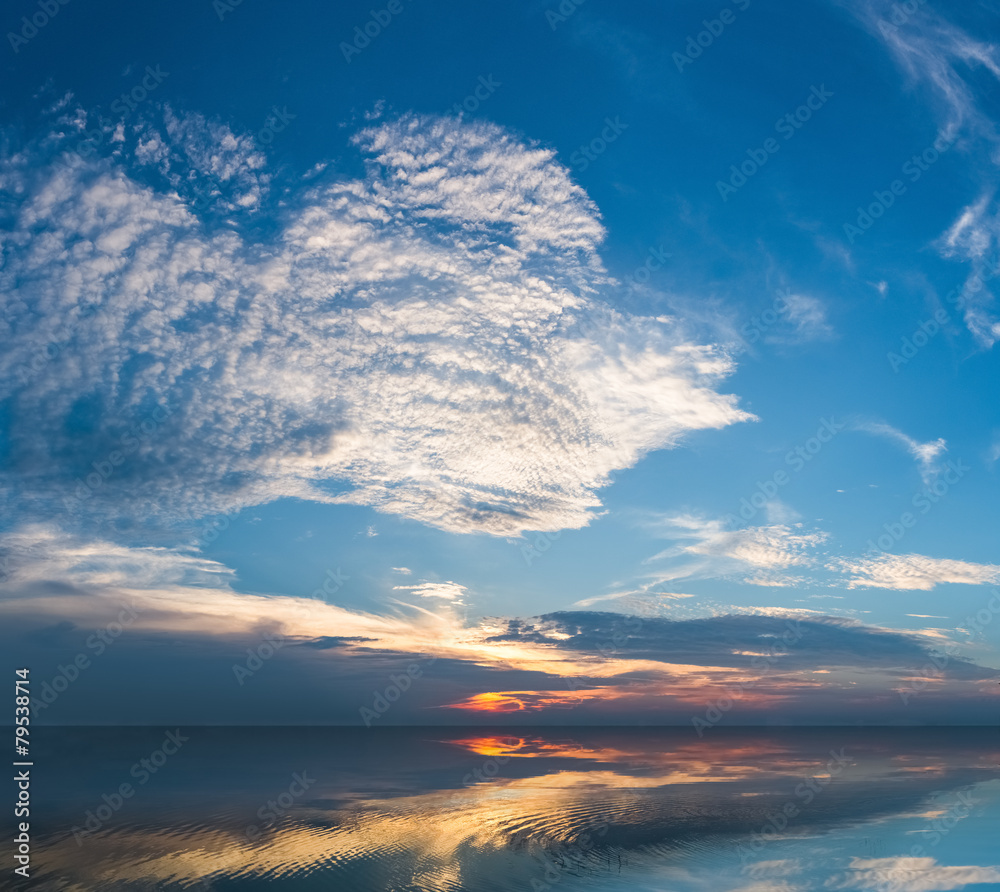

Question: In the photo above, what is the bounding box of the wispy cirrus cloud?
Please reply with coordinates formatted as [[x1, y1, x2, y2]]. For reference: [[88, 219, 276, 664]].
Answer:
[[0, 107, 753, 537], [638, 514, 828, 588], [937, 195, 1000, 348], [832, 553, 1000, 591], [850, 0, 1000, 141], [765, 292, 834, 344], [574, 590, 695, 609], [598, 505, 1000, 601], [393, 581, 469, 604], [941, 193, 995, 260], [848, 0, 1000, 347], [853, 420, 948, 483], [829, 857, 1000, 892]]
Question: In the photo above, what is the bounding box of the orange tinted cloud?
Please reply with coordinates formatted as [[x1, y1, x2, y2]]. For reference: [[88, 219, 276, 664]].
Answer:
[[443, 675, 827, 716], [446, 689, 615, 712]]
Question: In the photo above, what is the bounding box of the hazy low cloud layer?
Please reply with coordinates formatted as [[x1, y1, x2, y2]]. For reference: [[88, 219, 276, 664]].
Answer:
[[484, 610, 996, 680], [3, 529, 996, 724]]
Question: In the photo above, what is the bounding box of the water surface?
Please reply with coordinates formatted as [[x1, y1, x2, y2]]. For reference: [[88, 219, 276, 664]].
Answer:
[[13, 727, 1000, 891]]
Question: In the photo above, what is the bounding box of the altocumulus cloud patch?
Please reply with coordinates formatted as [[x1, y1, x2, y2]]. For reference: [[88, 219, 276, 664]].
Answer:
[[0, 108, 753, 536]]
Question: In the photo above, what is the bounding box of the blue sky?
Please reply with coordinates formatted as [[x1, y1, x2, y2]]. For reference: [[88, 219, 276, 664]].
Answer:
[[2, 0, 1000, 724]]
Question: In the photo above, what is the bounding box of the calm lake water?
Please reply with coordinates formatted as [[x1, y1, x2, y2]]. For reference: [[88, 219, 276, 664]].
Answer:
[[11, 727, 1000, 891]]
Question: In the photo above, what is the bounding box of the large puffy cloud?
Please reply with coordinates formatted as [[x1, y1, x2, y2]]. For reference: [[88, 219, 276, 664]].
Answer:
[[0, 107, 752, 536]]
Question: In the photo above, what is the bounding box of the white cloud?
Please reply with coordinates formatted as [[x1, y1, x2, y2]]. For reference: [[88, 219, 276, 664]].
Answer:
[[615, 510, 1000, 599], [135, 106, 271, 212], [742, 859, 802, 879], [6, 526, 997, 728], [768, 292, 834, 343], [0, 111, 753, 537], [830, 857, 1000, 892], [834, 553, 1000, 590], [728, 884, 802, 892], [762, 499, 800, 525], [854, 0, 1000, 140], [573, 590, 694, 609], [937, 196, 1000, 348], [853, 1, 1000, 347], [392, 581, 469, 604], [942, 195, 994, 260], [0, 523, 235, 592], [0, 526, 473, 660], [853, 421, 947, 483], [639, 515, 827, 588], [988, 432, 1000, 466]]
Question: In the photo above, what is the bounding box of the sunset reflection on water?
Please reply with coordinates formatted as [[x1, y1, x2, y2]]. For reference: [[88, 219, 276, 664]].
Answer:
[[17, 727, 1000, 891]]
